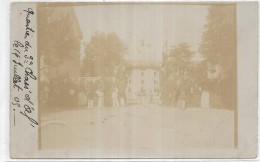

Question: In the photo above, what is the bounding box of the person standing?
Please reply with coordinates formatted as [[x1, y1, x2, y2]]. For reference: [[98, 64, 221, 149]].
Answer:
[[86, 81, 94, 109], [96, 88, 104, 108], [112, 87, 119, 107], [201, 88, 210, 108], [180, 91, 186, 109], [97, 79, 105, 108], [119, 89, 125, 107]]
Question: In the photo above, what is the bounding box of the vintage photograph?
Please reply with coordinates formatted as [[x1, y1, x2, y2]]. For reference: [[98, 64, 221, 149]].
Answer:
[[38, 3, 237, 151]]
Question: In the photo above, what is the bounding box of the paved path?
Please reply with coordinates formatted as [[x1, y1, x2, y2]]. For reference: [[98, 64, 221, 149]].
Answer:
[[40, 105, 234, 150]]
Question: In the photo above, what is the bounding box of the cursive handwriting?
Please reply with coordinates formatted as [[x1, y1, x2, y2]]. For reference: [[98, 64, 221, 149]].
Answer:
[[11, 7, 38, 128], [12, 40, 24, 92], [13, 65, 23, 92], [20, 104, 38, 127], [12, 97, 20, 126], [24, 93, 34, 105], [24, 67, 37, 89], [24, 41, 31, 52], [23, 8, 35, 39]]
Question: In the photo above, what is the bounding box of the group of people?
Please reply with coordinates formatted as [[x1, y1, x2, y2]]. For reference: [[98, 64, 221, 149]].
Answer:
[[42, 77, 129, 108], [137, 88, 157, 105], [111, 87, 126, 107], [43, 76, 211, 110], [83, 80, 105, 109], [85, 87, 126, 109], [82, 80, 127, 109], [174, 84, 210, 110]]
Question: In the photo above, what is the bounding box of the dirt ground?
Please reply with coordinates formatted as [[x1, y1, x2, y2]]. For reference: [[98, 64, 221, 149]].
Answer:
[[40, 105, 234, 150]]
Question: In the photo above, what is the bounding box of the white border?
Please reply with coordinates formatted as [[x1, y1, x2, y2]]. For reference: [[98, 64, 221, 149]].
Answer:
[[0, 0, 259, 161]]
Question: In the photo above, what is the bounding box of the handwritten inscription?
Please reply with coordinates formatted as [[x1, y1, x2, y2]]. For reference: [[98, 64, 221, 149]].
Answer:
[[11, 8, 38, 127], [23, 8, 35, 39], [12, 41, 24, 92]]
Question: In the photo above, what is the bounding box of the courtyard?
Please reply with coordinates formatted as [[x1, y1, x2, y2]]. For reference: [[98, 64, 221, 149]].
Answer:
[[40, 105, 234, 150]]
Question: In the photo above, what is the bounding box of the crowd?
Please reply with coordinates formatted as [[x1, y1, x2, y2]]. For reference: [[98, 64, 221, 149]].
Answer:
[[40, 77, 211, 109], [40, 78, 128, 108]]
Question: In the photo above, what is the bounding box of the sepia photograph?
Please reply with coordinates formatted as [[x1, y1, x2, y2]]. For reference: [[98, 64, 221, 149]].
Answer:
[[38, 3, 237, 150]]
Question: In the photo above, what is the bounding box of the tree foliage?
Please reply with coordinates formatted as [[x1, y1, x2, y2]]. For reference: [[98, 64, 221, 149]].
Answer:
[[199, 5, 236, 109], [168, 43, 194, 71], [160, 43, 195, 105], [81, 32, 127, 77], [199, 5, 236, 76], [38, 7, 82, 67]]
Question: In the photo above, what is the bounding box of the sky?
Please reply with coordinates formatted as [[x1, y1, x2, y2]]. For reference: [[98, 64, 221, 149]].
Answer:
[[74, 4, 209, 61]]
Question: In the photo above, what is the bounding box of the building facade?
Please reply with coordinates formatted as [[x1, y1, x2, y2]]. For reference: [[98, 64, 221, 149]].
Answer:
[[126, 61, 161, 104]]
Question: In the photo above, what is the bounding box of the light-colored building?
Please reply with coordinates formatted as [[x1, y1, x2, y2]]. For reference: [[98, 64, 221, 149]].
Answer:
[[126, 61, 161, 104]]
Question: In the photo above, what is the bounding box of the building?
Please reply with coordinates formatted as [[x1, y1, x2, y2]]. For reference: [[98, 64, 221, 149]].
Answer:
[[126, 60, 161, 104]]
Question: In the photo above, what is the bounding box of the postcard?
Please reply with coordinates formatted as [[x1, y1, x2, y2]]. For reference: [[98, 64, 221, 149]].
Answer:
[[10, 2, 258, 158]]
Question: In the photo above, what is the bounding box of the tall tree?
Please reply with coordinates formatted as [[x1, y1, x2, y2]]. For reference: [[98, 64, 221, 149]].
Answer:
[[81, 32, 127, 77], [199, 5, 236, 77], [38, 6, 82, 67], [160, 42, 194, 105], [199, 5, 236, 108], [168, 42, 194, 71], [38, 5, 83, 106]]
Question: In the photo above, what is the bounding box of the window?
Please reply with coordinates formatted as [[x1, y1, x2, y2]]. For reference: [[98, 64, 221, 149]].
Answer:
[[129, 80, 131, 84], [141, 80, 144, 84], [141, 71, 144, 76], [128, 87, 131, 92], [154, 72, 157, 77], [154, 80, 157, 84]]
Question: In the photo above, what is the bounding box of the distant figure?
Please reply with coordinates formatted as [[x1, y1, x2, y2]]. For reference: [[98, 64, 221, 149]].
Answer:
[[201, 89, 210, 108], [96, 79, 105, 108], [180, 91, 186, 109], [190, 86, 194, 94], [87, 95, 94, 108], [77, 79, 86, 106], [112, 87, 119, 107], [86, 81, 94, 108], [119, 89, 125, 107], [96, 89, 104, 108], [69, 84, 76, 105]]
